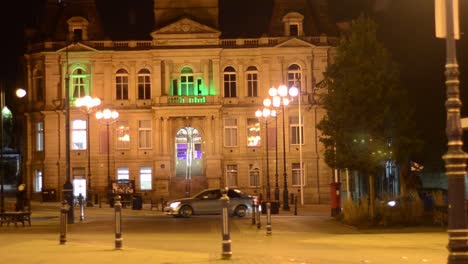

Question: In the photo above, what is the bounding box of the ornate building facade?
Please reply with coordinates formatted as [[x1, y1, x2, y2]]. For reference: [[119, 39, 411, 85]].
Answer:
[[22, 0, 338, 204]]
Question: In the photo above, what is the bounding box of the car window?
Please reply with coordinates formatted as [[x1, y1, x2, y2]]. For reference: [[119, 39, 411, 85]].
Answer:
[[228, 189, 241, 198], [197, 189, 221, 199]]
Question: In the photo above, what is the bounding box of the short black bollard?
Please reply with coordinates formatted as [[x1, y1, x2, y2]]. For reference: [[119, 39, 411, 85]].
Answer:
[[59, 200, 69, 245], [78, 193, 85, 222], [294, 196, 298, 216], [266, 202, 272, 236], [251, 200, 256, 225], [114, 195, 123, 249], [256, 202, 261, 229], [220, 188, 232, 259]]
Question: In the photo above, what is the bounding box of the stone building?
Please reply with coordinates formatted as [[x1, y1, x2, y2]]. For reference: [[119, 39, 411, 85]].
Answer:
[[22, 0, 339, 205]]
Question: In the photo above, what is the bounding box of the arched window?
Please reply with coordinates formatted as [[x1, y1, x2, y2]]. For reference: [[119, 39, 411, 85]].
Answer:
[[137, 68, 151, 100], [33, 69, 44, 102], [180, 67, 194, 96], [71, 68, 88, 99], [287, 64, 302, 91], [246, 66, 258, 97], [116, 68, 129, 100], [223, 66, 237, 98]]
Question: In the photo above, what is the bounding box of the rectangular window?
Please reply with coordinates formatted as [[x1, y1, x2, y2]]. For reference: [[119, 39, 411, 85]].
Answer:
[[138, 120, 152, 149], [138, 75, 151, 99], [224, 118, 238, 147], [140, 167, 152, 190], [249, 164, 260, 187], [247, 72, 258, 97], [117, 167, 129, 180], [116, 75, 129, 100], [247, 118, 260, 146], [224, 73, 237, 97], [292, 162, 304, 186], [36, 122, 44, 151], [72, 119, 87, 150], [116, 121, 130, 149], [226, 164, 238, 187], [34, 169, 43, 192], [35, 76, 44, 101], [289, 24, 299, 36], [290, 116, 304, 145]]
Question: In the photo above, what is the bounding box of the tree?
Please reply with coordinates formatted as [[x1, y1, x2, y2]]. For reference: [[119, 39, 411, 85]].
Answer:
[[317, 14, 421, 218]]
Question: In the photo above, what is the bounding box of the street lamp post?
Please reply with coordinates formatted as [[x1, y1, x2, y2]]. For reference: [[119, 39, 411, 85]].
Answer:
[[255, 100, 276, 201], [95, 109, 119, 196], [75, 96, 101, 207], [270, 85, 298, 211], [435, 0, 468, 262], [0, 88, 26, 214]]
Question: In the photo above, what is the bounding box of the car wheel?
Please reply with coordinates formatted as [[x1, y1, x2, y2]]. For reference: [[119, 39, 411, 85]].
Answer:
[[234, 205, 247, 217], [179, 205, 193, 218]]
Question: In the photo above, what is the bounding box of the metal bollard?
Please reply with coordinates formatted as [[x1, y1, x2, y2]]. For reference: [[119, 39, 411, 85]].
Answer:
[[78, 193, 85, 222], [294, 196, 298, 216], [114, 195, 123, 249], [251, 200, 256, 225], [256, 202, 261, 229], [59, 200, 69, 245], [266, 202, 272, 236], [220, 187, 232, 259]]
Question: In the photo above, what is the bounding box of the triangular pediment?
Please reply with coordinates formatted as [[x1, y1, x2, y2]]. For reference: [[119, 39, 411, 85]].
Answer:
[[151, 18, 220, 38], [56, 42, 98, 52], [275, 38, 314, 48]]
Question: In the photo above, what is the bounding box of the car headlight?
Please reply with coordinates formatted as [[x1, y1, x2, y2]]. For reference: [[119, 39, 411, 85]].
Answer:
[[169, 202, 181, 209]]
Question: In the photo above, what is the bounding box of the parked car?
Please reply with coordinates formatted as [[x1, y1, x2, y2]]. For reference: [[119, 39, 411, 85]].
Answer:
[[165, 188, 254, 218]]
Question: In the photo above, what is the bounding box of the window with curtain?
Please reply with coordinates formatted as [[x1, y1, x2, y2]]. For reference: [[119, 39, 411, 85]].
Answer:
[[247, 118, 260, 146], [116, 121, 130, 149], [117, 167, 129, 180], [139, 167, 152, 190], [226, 164, 238, 187], [138, 120, 152, 149], [292, 162, 304, 186], [36, 122, 44, 151], [290, 116, 304, 145], [71, 119, 87, 150], [249, 164, 260, 187], [224, 118, 238, 147]]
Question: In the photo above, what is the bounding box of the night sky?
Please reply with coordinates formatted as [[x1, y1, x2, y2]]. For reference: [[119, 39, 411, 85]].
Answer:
[[1, 0, 467, 170]]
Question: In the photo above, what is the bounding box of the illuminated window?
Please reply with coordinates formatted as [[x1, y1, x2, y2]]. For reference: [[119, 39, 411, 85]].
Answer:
[[137, 68, 151, 100], [287, 64, 302, 91], [180, 67, 195, 96], [224, 118, 237, 147], [290, 116, 304, 145], [226, 164, 238, 187], [116, 68, 129, 100], [117, 167, 129, 180], [292, 162, 304, 186], [71, 68, 88, 99], [223, 66, 237, 98], [33, 70, 44, 102], [36, 122, 44, 151], [138, 120, 151, 149], [249, 164, 260, 187], [34, 169, 42, 193], [71, 119, 87, 150], [247, 118, 260, 146], [116, 121, 130, 149], [246, 66, 258, 97], [139, 167, 152, 190]]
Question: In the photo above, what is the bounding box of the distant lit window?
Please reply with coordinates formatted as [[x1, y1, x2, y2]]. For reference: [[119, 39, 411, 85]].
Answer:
[[226, 164, 238, 187], [180, 67, 195, 96], [116, 68, 129, 100], [116, 121, 130, 149], [292, 162, 304, 186], [290, 116, 304, 145], [246, 66, 258, 97], [36, 122, 44, 151], [247, 118, 260, 146], [117, 167, 129, 180], [71, 119, 87, 150], [224, 118, 238, 147], [138, 68, 151, 100], [140, 167, 152, 190], [223, 66, 237, 98], [34, 169, 42, 192]]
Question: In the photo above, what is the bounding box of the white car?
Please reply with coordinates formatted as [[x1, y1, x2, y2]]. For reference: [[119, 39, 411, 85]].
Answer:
[[165, 188, 254, 218]]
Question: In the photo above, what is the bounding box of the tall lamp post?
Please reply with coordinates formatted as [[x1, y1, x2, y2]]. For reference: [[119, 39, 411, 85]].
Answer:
[[270, 85, 298, 211], [435, 0, 468, 262], [75, 96, 101, 207], [95, 109, 119, 194], [255, 100, 276, 201], [0, 88, 26, 214]]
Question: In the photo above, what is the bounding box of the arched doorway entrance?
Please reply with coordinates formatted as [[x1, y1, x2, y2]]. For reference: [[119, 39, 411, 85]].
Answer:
[[173, 127, 205, 197]]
